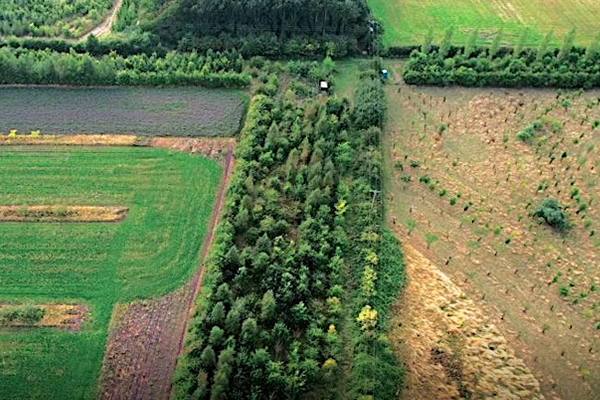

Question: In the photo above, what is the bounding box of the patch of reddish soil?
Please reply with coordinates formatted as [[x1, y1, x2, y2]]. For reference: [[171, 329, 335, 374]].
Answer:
[[96, 147, 234, 400]]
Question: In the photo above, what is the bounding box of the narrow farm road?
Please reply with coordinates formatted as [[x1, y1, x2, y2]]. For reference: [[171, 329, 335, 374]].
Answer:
[[81, 0, 123, 40], [96, 147, 235, 400]]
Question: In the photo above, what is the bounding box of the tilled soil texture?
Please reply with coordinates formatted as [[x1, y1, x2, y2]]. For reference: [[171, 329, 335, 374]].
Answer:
[[96, 148, 234, 400], [0, 205, 128, 222], [389, 243, 544, 400], [0, 87, 245, 137], [384, 80, 600, 400]]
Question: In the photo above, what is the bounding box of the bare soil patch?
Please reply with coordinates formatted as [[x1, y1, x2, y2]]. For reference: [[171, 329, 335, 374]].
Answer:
[[96, 287, 193, 400], [390, 243, 543, 400], [385, 81, 600, 400], [148, 137, 236, 159], [0, 134, 137, 146], [0, 134, 236, 159], [0, 205, 128, 222], [96, 148, 234, 400], [0, 303, 88, 331]]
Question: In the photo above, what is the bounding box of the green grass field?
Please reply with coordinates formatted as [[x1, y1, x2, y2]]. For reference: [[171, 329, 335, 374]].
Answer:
[[0, 147, 221, 400], [369, 0, 600, 47]]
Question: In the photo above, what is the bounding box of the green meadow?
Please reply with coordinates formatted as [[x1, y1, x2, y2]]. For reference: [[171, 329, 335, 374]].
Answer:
[[369, 0, 600, 47], [0, 147, 221, 399]]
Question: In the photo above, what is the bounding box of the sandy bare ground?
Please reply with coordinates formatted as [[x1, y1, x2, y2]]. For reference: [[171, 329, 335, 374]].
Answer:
[[0, 205, 128, 222], [96, 147, 234, 400], [389, 242, 544, 400]]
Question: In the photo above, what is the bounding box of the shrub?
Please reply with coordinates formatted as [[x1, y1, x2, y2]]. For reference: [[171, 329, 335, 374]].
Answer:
[[534, 198, 569, 231], [0, 306, 45, 325], [559, 286, 569, 297]]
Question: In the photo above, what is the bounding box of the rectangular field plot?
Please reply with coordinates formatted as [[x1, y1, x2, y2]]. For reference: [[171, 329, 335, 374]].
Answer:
[[384, 82, 600, 399], [0, 87, 246, 137], [0, 147, 221, 400], [371, 0, 600, 46]]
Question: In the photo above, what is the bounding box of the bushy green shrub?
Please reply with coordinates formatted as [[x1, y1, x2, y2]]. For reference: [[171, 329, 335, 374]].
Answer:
[[534, 198, 569, 231]]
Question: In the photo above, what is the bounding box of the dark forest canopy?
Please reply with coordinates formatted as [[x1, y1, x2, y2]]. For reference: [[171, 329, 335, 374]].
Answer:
[[149, 0, 379, 56]]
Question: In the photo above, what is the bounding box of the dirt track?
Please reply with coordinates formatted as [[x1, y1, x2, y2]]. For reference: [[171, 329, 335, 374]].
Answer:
[[81, 0, 123, 40], [96, 147, 234, 400]]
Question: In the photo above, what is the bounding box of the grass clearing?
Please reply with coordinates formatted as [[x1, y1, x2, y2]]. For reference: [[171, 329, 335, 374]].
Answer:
[[370, 0, 600, 47], [0, 87, 247, 137], [383, 77, 600, 399], [0, 146, 221, 400]]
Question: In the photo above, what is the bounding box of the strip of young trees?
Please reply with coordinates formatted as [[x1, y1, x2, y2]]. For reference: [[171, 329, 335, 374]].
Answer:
[[173, 83, 353, 399], [403, 29, 600, 89], [344, 72, 406, 399], [0, 47, 250, 87]]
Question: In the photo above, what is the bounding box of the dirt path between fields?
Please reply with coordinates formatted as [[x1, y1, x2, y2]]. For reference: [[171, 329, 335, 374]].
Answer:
[[81, 0, 124, 40], [96, 147, 234, 400]]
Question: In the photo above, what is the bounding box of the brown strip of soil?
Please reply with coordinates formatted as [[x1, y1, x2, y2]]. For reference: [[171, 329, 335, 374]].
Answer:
[[0, 205, 128, 222], [0, 134, 137, 146], [0, 134, 235, 160], [0, 303, 88, 331], [96, 147, 234, 400], [148, 137, 236, 158], [390, 243, 545, 400]]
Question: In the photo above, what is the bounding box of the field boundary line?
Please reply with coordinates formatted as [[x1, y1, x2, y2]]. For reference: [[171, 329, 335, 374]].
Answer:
[[174, 145, 235, 359]]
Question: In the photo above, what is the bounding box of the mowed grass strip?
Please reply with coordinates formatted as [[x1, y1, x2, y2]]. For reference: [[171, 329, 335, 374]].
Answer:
[[0, 87, 246, 137], [371, 0, 600, 47], [0, 146, 221, 400]]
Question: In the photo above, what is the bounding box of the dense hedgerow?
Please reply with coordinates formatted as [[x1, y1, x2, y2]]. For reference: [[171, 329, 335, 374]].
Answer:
[[344, 74, 406, 400], [0, 47, 250, 87], [403, 45, 600, 89]]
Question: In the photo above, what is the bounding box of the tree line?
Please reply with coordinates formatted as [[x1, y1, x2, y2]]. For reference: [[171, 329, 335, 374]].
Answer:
[[147, 0, 379, 57], [344, 69, 406, 399], [403, 28, 600, 88], [0, 47, 250, 87]]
